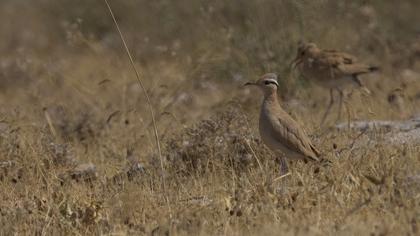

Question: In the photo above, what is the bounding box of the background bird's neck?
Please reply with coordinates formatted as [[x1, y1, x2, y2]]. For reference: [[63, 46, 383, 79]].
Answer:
[[309, 48, 321, 57]]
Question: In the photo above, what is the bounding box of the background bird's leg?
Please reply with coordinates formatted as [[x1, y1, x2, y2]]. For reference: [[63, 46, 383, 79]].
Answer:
[[337, 89, 353, 126], [320, 88, 335, 126], [353, 75, 374, 119], [351, 76, 363, 87], [337, 89, 344, 122], [352, 75, 372, 96]]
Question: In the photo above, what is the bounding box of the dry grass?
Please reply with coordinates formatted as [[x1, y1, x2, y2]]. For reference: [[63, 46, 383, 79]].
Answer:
[[1, 0, 420, 235]]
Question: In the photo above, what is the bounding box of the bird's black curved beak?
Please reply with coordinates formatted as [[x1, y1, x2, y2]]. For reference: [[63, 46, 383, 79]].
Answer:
[[290, 56, 302, 70]]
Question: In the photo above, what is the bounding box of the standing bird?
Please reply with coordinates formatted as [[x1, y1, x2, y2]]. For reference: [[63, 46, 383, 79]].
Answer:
[[245, 73, 321, 174], [291, 42, 379, 125]]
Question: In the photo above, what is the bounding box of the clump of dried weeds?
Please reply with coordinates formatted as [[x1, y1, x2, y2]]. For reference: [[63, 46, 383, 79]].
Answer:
[[165, 105, 272, 175]]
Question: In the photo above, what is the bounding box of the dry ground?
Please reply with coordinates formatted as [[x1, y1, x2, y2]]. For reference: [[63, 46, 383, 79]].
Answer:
[[1, 0, 420, 235]]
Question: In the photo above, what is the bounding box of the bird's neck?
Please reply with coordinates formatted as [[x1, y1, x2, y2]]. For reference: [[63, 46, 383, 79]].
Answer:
[[308, 49, 321, 58], [263, 90, 279, 105]]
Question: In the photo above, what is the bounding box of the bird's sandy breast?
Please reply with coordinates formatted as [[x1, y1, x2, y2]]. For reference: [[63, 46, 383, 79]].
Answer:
[[259, 103, 310, 160], [259, 107, 296, 158]]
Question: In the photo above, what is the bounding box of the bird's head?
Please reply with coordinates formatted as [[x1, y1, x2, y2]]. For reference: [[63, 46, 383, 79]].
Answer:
[[244, 73, 279, 95], [291, 42, 319, 69]]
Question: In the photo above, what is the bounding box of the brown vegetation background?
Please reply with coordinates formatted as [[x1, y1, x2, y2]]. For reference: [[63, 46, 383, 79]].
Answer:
[[1, 0, 420, 235]]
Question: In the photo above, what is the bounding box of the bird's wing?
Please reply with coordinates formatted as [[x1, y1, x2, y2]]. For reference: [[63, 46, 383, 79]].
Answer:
[[271, 110, 320, 162], [336, 63, 375, 76], [340, 53, 357, 64], [315, 50, 374, 77], [320, 50, 358, 67]]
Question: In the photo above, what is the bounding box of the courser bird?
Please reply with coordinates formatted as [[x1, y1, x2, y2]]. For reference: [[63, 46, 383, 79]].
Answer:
[[245, 73, 322, 174], [291, 42, 379, 126]]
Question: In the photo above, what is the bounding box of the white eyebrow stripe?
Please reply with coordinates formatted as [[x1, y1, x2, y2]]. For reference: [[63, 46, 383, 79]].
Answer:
[[265, 78, 279, 86]]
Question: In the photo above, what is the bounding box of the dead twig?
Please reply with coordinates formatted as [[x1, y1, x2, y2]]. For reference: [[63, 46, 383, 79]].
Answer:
[[103, 0, 170, 217]]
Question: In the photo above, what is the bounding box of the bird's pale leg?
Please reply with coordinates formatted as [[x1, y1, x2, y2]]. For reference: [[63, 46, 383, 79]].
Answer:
[[277, 157, 289, 195], [320, 88, 335, 126], [279, 157, 289, 175]]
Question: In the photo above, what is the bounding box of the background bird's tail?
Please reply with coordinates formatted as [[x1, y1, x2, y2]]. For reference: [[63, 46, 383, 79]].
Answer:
[[368, 66, 380, 72]]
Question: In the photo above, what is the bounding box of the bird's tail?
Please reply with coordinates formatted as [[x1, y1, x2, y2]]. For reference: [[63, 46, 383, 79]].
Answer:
[[319, 157, 332, 166], [368, 66, 380, 72], [304, 154, 332, 168], [309, 144, 332, 165]]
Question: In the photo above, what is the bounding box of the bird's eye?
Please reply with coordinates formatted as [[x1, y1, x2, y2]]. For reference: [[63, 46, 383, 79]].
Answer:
[[301, 51, 305, 56], [262, 78, 278, 86]]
